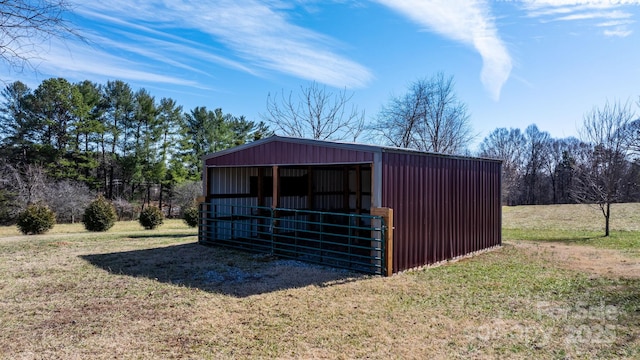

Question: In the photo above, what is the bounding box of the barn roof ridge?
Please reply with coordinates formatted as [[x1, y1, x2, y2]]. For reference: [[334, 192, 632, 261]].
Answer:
[[203, 135, 502, 163]]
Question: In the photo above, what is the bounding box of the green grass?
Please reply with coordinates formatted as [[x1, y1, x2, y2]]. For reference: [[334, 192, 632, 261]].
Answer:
[[503, 203, 640, 253], [0, 205, 639, 358]]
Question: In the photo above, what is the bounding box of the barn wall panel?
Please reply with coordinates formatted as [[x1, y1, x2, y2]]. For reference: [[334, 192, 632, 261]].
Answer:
[[382, 152, 501, 273]]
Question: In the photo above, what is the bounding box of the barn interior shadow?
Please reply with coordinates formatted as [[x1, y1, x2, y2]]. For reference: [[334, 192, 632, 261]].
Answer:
[[80, 243, 366, 297]]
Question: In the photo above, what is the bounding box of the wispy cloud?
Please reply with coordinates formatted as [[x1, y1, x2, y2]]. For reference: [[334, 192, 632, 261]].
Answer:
[[554, 10, 632, 21], [35, 38, 204, 87], [67, 0, 372, 89], [522, 0, 639, 36], [604, 28, 633, 37], [374, 0, 512, 101]]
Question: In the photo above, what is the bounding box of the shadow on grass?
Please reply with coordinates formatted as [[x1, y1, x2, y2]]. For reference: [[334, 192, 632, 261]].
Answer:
[[534, 236, 604, 244], [80, 242, 365, 297], [126, 233, 198, 239], [503, 229, 605, 244]]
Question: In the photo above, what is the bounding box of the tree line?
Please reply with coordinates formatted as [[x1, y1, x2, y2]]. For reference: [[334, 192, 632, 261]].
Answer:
[[262, 74, 640, 236], [478, 102, 640, 235], [0, 78, 271, 224], [2, 75, 639, 236]]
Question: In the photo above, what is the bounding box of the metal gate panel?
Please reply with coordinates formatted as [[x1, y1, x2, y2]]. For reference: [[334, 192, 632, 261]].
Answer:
[[199, 204, 387, 275]]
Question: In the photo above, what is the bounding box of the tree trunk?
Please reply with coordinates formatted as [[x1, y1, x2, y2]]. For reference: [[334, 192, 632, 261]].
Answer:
[[605, 202, 610, 237]]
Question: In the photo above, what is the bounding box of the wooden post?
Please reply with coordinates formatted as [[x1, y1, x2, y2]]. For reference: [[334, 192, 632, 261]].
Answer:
[[370, 207, 393, 276]]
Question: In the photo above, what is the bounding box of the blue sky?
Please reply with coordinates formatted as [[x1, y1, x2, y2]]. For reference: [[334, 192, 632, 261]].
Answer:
[[6, 0, 640, 149]]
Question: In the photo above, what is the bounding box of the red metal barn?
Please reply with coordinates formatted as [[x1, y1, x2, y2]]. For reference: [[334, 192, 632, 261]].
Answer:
[[200, 136, 501, 275]]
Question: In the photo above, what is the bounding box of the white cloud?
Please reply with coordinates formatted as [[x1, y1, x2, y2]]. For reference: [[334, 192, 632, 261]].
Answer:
[[374, 0, 512, 101], [597, 19, 635, 27], [69, 0, 373, 89], [522, 0, 640, 36], [35, 38, 203, 87], [604, 28, 633, 37], [554, 10, 632, 21]]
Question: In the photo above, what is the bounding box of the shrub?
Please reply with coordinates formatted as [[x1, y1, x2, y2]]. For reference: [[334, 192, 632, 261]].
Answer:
[[183, 206, 199, 227], [139, 206, 164, 230], [83, 196, 117, 232], [16, 204, 56, 235]]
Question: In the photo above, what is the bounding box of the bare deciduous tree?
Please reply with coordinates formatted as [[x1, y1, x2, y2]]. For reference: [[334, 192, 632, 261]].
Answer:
[[572, 100, 636, 236], [45, 179, 93, 223], [479, 127, 526, 205], [522, 124, 551, 205], [371, 72, 474, 154], [1, 0, 82, 73], [0, 161, 48, 222], [262, 82, 365, 141], [112, 197, 135, 221], [172, 180, 202, 213]]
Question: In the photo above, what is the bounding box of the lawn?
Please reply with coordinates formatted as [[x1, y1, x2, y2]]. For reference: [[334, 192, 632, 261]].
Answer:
[[1, 208, 639, 359], [503, 203, 640, 255]]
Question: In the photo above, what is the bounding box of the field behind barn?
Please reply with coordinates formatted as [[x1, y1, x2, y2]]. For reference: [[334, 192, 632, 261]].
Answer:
[[1, 205, 640, 359]]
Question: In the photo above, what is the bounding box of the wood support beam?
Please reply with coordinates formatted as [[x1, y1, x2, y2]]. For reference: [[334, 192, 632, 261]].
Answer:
[[371, 207, 394, 276]]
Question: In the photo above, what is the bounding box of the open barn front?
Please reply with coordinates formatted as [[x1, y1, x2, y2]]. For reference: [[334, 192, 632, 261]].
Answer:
[[204, 165, 373, 214], [199, 164, 391, 275]]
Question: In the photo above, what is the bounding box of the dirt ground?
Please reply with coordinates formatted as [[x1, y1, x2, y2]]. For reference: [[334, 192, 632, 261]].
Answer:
[[509, 240, 640, 279]]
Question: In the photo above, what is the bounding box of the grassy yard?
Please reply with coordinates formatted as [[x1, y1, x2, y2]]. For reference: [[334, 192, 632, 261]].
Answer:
[[1, 208, 639, 359], [503, 203, 640, 255]]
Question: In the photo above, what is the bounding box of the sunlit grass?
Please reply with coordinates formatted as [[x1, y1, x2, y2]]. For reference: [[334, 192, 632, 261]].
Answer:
[[0, 219, 196, 238], [503, 203, 640, 254], [502, 203, 640, 232], [1, 233, 638, 359], [0, 204, 639, 358]]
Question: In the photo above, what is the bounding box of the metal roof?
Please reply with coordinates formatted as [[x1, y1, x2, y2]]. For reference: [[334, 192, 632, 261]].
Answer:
[[203, 135, 502, 164]]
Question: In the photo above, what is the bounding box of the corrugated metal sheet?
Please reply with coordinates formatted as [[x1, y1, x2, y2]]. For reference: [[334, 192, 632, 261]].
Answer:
[[381, 152, 502, 273], [206, 140, 375, 167], [209, 167, 259, 195]]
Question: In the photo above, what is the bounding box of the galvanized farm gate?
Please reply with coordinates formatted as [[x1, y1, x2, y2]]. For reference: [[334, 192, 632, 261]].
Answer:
[[198, 203, 388, 275]]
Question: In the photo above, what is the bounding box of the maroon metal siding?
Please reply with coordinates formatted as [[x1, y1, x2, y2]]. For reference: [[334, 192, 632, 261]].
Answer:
[[382, 152, 502, 273], [206, 141, 375, 167]]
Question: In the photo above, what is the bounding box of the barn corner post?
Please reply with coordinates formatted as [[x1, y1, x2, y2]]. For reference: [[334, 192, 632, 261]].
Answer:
[[371, 207, 393, 276]]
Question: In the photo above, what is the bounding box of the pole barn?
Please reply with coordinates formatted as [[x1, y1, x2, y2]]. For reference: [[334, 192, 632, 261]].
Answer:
[[199, 136, 501, 275]]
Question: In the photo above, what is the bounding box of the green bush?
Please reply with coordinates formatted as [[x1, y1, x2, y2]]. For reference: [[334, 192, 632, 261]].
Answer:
[[139, 206, 164, 230], [183, 206, 199, 227], [83, 196, 117, 232], [17, 204, 56, 235]]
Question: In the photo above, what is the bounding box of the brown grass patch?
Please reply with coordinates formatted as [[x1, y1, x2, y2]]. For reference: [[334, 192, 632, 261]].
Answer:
[[510, 241, 640, 279], [2, 206, 640, 358]]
